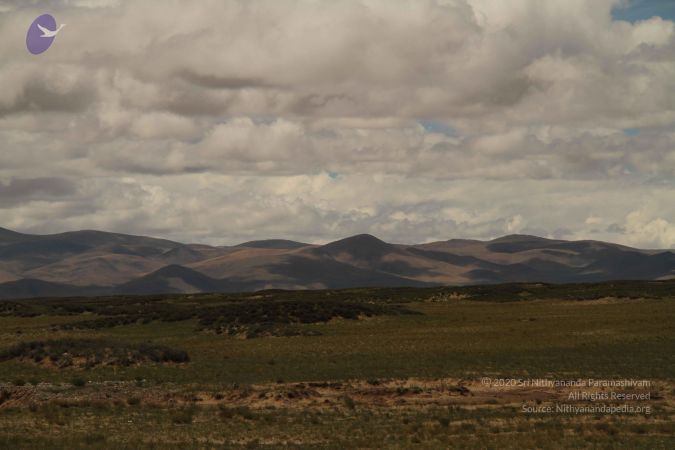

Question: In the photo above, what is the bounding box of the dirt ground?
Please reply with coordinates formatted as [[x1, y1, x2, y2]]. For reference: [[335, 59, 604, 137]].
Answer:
[[0, 377, 668, 412]]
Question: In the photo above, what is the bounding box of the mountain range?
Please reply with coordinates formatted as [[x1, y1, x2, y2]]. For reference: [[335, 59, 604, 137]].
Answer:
[[0, 226, 674, 298]]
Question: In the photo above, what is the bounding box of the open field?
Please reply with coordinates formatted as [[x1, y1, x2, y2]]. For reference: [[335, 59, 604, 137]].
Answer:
[[0, 282, 674, 448]]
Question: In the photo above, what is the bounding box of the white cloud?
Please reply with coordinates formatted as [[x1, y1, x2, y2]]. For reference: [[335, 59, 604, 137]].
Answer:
[[0, 0, 674, 248], [624, 210, 675, 249]]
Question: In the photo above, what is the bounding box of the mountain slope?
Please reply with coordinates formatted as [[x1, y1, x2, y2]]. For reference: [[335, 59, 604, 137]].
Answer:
[[236, 239, 310, 250], [264, 254, 433, 289], [0, 229, 191, 286], [0, 278, 107, 299], [0, 227, 32, 246], [308, 234, 466, 282], [113, 265, 231, 295], [0, 227, 674, 298]]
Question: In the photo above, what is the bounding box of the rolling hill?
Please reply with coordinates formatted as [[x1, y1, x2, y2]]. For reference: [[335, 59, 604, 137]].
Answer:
[[0, 227, 673, 298]]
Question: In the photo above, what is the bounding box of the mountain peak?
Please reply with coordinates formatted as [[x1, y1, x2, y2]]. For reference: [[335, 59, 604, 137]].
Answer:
[[323, 234, 390, 249], [338, 233, 387, 244], [317, 234, 395, 261], [114, 264, 223, 295]]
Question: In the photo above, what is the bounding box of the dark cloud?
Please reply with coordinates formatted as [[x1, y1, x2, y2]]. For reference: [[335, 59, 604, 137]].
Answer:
[[606, 223, 626, 233], [0, 177, 78, 207], [0, 77, 95, 117], [178, 70, 277, 90], [161, 90, 230, 117]]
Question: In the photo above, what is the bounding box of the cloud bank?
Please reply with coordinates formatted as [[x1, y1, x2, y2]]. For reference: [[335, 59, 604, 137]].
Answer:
[[1, 0, 675, 247]]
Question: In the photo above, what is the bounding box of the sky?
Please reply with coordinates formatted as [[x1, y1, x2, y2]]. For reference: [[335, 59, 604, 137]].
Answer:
[[1, 0, 675, 248], [612, 0, 675, 22]]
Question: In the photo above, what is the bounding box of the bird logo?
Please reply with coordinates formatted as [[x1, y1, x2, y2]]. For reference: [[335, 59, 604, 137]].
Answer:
[[26, 14, 65, 55], [37, 22, 66, 38]]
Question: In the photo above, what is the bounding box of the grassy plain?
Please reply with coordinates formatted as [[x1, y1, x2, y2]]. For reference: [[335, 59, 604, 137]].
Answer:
[[0, 282, 673, 448]]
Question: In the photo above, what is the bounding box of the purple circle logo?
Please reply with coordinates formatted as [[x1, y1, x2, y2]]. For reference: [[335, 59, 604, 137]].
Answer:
[[26, 14, 65, 55]]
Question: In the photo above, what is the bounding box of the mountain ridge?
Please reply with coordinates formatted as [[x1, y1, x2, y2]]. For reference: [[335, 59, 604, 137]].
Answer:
[[0, 227, 673, 299]]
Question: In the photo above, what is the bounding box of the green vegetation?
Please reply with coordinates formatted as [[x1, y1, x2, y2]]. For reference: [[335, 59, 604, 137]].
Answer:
[[0, 338, 189, 369], [0, 281, 673, 448], [2, 292, 416, 337]]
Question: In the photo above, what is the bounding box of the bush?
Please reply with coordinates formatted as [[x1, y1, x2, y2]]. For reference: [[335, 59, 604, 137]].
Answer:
[[0, 339, 189, 368], [42, 404, 67, 426], [343, 395, 356, 410], [71, 377, 86, 387], [171, 408, 195, 424], [0, 389, 11, 405], [83, 433, 106, 445], [218, 405, 255, 421]]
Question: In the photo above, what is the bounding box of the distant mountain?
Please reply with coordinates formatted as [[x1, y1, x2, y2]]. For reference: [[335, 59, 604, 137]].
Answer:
[[0, 227, 32, 246], [113, 265, 233, 295], [236, 239, 310, 250], [263, 255, 432, 289], [0, 227, 673, 299], [0, 278, 106, 299], [316, 234, 395, 260]]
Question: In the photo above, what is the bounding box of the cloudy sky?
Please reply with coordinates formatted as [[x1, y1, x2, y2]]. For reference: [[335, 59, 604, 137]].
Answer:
[[1, 0, 675, 247]]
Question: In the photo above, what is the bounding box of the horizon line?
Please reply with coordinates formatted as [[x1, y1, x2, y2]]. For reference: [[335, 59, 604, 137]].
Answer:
[[1, 225, 671, 251]]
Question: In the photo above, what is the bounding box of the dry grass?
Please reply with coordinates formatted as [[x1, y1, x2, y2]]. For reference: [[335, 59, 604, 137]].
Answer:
[[0, 284, 673, 448]]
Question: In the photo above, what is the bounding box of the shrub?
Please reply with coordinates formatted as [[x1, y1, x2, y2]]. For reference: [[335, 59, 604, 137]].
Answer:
[[0, 339, 189, 368], [218, 405, 255, 421], [83, 433, 106, 445], [42, 404, 67, 426], [171, 408, 195, 424], [343, 395, 356, 410], [0, 389, 11, 405], [71, 377, 86, 387]]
